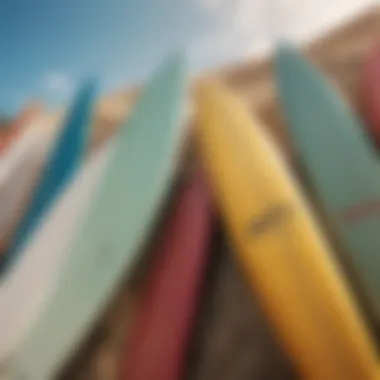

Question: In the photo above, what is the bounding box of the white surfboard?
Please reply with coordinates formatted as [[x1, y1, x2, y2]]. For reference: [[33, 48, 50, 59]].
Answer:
[[0, 137, 114, 369], [0, 116, 53, 246]]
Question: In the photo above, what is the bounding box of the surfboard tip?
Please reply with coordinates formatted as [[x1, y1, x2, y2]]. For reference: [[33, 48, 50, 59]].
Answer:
[[157, 51, 186, 79], [274, 41, 305, 78], [75, 78, 99, 104]]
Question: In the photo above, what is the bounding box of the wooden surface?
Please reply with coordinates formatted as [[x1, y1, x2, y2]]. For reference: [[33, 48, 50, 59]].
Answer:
[[49, 6, 380, 379]]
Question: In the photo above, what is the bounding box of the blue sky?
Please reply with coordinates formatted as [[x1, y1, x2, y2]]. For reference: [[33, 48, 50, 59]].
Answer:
[[0, 0, 210, 114], [0, 0, 376, 116]]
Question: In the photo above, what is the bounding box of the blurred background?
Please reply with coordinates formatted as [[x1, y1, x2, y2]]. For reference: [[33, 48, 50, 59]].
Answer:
[[3, 1, 380, 379]]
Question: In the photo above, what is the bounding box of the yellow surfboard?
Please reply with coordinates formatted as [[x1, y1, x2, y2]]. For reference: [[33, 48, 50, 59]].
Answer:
[[195, 80, 378, 380]]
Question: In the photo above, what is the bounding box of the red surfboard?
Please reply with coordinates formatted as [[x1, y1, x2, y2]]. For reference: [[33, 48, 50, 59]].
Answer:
[[359, 42, 380, 148], [119, 166, 215, 380]]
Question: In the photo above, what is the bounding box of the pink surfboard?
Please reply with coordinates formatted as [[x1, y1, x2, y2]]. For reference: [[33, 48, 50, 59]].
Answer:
[[359, 42, 380, 148], [119, 166, 215, 380]]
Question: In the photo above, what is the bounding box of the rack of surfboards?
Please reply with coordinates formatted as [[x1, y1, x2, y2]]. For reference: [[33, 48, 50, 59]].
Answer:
[[2, 43, 380, 380]]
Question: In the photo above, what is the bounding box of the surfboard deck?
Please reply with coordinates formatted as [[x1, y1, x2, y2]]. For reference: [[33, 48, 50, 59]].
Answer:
[[275, 43, 380, 322], [195, 79, 378, 380], [0, 138, 113, 370], [119, 165, 215, 380], [0, 102, 42, 155], [359, 41, 380, 149], [5, 53, 188, 380], [0, 112, 50, 253], [0, 80, 97, 275]]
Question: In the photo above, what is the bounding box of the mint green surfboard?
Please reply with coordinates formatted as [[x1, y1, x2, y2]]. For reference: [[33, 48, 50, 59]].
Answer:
[[5, 54, 188, 380], [275, 43, 380, 321]]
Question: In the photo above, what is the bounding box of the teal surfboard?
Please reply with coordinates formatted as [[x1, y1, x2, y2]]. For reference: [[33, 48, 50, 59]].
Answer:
[[6, 53, 187, 380], [275, 43, 380, 320], [0, 80, 97, 275]]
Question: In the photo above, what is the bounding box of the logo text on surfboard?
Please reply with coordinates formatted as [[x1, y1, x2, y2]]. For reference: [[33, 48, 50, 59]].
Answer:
[[249, 204, 293, 235]]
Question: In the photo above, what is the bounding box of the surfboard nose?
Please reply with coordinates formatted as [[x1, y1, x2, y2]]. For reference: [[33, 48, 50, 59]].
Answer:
[[274, 41, 345, 144], [151, 52, 186, 88], [76, 78, 98, 100], [274, 41, 314, 96], [125, 51, 188, 138], [64, 78, 99, 136]]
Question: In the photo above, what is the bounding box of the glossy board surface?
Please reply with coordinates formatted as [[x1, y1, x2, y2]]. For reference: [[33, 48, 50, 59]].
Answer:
[[195, 80, 378, 380], [0, 139, 112, 368], [120, 166, 215, 380], [0, 114, 50, 252], [275, 43, 380, 320], [0, 81, 97, 274], [359, 42, 380, 148], [0, 103, 42, 155], [6, 54, 187, 380]]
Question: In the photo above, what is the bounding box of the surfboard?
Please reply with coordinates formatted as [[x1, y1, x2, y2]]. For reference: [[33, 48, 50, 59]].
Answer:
[[0, 111, 51, 253], [0, 137, 113, 372], [359, 42, 380, 148], [0, 80, 97, 275], [119, 165, 215, 380], [0, 103, 42, 155], [195, 80, 378, 380], [5, 53, 188, 380], [275, 42, 380, 322], [0, 102, 43, 155]]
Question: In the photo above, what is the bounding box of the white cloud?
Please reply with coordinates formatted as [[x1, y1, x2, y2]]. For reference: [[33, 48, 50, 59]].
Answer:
[[43, 72, 73, 95], [191, 0, 377, 69], [190, 0, 278, 68], [199, 0, 220, 11]]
